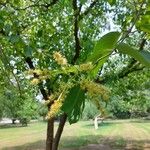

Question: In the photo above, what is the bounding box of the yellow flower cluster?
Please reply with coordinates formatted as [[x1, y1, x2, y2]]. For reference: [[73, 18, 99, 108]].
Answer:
[[79, 62, 93, 71], [34, 69, 43, 75], [80, 79, 110, 100], [27, 69, 48, 76], [31, 78, 40, 85], [53, 51, 67, 65], [28, 69, 50, 85], [27, 69, 34, 75], [47, 100, 62, 119]]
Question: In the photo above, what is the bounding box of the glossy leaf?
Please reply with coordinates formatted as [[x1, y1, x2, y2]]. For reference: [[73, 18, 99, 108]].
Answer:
[[140, 25, 150, 34], [117, 43, 150, 67], [87, 32, 120, 77], [87, 32, 120, 63], [107, 0, 116, 6], [24, 46, 33, 57], [61, 85, 85, 124]]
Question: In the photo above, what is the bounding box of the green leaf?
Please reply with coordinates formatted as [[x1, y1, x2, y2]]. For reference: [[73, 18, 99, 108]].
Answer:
[[87, 32, 120, 63], [24, 46, 33, 57], [9, 35, 20, 43], [37, 29, 43, 37], [107, 0, 116, 6], [61, 85, 85, 124], [87, 32, 120, 77], [0, 19, 4, 29], [4, 24, 11, 34], [90, 58, 108, 78], [140, 24, 150, 33], [117, 43, 150, 67]]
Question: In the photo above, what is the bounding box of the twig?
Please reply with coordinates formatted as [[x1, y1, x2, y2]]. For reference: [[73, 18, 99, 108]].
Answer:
[[79, 0, 97, 21], [99, 38, 147, 84], [119, 0, 145, 42]]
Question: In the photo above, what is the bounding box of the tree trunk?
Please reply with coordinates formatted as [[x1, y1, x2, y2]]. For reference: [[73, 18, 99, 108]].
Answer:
[[12, 119, 16, 124], [52, 114, 67, 150], [46, 118, 54, 150]]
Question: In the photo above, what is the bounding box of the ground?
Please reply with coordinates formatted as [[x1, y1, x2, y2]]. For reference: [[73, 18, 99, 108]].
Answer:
[[0, 119, 149, 150]]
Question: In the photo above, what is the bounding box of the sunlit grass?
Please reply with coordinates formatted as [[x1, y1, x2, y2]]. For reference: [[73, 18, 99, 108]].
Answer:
[[0, 119, 149, 150]]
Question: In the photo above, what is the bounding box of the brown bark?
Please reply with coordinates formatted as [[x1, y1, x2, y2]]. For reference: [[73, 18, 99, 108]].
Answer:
[[52, 114, 67, 150], [72, 0, 81, 64], [12, 119, 16, 124], [25, 57, 55, 150], [46, 118, 54, 150]]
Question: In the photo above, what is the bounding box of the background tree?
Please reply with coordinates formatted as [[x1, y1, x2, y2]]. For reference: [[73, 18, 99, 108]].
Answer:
[[107, 68, 150, 119], [38, 102, 48, 121], [0, 64, 38, 124]]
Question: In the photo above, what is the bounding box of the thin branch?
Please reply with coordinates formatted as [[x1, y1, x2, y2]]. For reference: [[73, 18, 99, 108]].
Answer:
[[98, 38, 147, 84], [52, 113, 67, 150], [120, 0, 145, 42], [25, 57, 50, 100], [96, 1, 146, 82], [72, 0, 81, 64], [118, 65, 144, 79], [79, 0, 97, 21]]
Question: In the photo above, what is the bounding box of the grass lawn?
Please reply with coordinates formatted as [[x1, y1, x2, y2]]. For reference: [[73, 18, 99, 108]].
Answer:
[[0, 119, 150, 150]]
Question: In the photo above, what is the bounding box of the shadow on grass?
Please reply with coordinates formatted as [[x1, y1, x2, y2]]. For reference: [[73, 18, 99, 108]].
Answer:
[[129, 119, 150, 124], [0, 121, 46, 129], [2, 135, 150, 150], [82, 121, 114, 128], [83, 119, 150, 128], [82, 121, 119, 128], [60, 135, 150, 150], [2, 140, 45, 150], [0, 123, 25, 129]]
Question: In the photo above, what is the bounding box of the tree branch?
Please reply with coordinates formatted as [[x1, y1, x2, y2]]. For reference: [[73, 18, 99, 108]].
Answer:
[[99, 38, 147, 84], [25, 56, 54, 150], [79, 0, 97, 21], [120, 1, 145, 42], [72, 0, 81, 64], [53, 1, 84, 147], [52, 114, 67, 150], [25, 57, 50, 100], [119, 38, 146, 77]]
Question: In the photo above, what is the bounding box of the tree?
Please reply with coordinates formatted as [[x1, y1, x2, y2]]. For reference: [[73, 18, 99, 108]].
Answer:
[[107, 68, 150, 118], [0, 0, 150, 150], [38, 103, 48, 120], [0, 81, 38, 125], [0, 65, 38, 124]]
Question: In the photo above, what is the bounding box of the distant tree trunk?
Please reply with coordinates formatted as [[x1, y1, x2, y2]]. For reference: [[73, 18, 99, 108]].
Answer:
[[12, 119, 16, 124], [52, 114, 67, 150], [46, 118, 54, 150]]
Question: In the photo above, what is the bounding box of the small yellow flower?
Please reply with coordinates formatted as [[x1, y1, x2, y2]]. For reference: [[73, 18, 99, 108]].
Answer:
[[79, 62, 93, 71], [53, 52, 62, 60], [48, 94, 55, 102], [80, 79, 110, 100], [34, 69, 43, 75], [27, 69, 34, 75], [53, 51, 67, 65], [31, 78, 40, 85], [60, 58, 67, 65], [39, 76, 48, 80], [47, 100, 62, 119]]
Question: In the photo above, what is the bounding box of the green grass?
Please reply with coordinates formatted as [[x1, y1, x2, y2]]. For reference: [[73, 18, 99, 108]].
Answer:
[[0, 119, 150, 150]]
